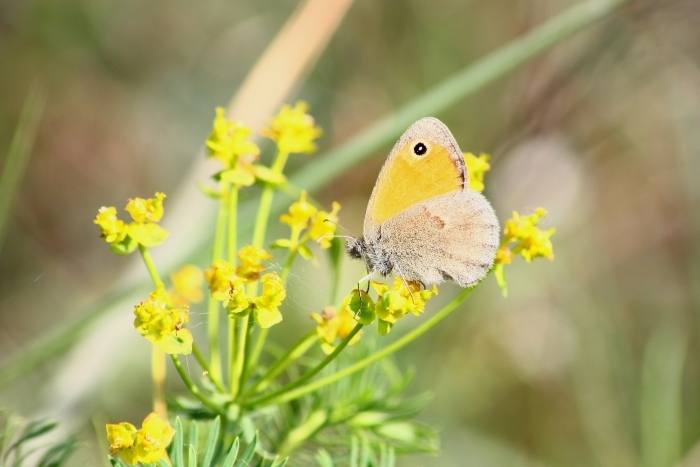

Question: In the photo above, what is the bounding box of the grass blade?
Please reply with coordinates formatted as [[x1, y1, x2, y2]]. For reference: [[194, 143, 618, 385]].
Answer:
[[314, 449, 335, 467], [188, 421, 197, 460], [640, 326, 687, 467], [201, 416, 220, 467], [0, 82, 46, 252]]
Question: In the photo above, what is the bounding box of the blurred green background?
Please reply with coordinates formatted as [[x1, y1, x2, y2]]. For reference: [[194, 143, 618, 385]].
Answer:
[[2, 0, 700, 465]]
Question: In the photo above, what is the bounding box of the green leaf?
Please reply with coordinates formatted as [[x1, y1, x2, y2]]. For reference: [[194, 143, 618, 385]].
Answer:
[[156, 460, 170, 467], [108, 235, 138, 255], [314, 448, 335, 467], [197, 182, 222, 199], [298, 243, 317, 264], [187, 421, 197, 467], [171, 418, 184, 467], [127, 223, 169, 248], [233, 432, 258, 467], [270, 239, 292, 249], [220, 167, 256, 187], [494, 263, 508, 297], [252, 164, 287, 186], [350, 436, 359, 467], [222, 437, 240, 467], [36, 437, 76, 467], [272, 459, 288, 467], [201, 417, 220, 467], [187, 444, 197, 467]]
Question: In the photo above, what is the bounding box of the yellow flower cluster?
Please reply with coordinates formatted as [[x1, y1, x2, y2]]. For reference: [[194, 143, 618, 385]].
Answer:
[[274, 190, 341, 265], [206, 107, 260, 170], [464, 152, 491, 192], [493, 208, 555, 297], [501, 208, 555, 263], [133, 284, 193, 355], [204, 247, 286, 328], [311, 304, 361, 354], [106, 412, 175, 465], [261, 101, 322, 154], [94, 192, 169, 255], [345, 278, 438, 336]]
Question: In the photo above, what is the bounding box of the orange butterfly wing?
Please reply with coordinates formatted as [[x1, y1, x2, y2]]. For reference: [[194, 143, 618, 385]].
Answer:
[[365, 117, 467, 228]]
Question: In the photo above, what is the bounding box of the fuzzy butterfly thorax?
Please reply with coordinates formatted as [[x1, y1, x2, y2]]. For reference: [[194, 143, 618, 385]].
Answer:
[[347, 117, 500, 288]]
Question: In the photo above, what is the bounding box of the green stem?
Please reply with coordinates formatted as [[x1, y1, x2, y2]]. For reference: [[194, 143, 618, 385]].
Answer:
[[192, 343, 225, 393], [170, 355, 223, 414], [138, 245, 163, 286], [249, 287, 474, 408], [227, 186, 239, 395], [248, 327, 268, 379], [247, 329, 317, 395], [207, 181, 230, 384], [245, 323, 363, 407], [236, 150, 290, 394]]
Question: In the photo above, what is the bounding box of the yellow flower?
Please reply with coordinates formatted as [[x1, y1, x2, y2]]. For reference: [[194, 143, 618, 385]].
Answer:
[[204, 259, 237, 300], [125, 192, 166, 224], [495, 245, 514, 265], [464, 152, 491, 192], [237, 245, 272, 282], [308, 201, 341, 249], [206, 107, 260, 169], [280, 190, 317, 230], [225, 275, 251, 315], [168, 265, 204, 307], [106, 422, 138, 464], [502, 208, 555, 262], [133, 284, 192, 354], [134, 413, 176, 464], [372, 278, 438, 335], [261, 101, 322, 154], [311, 303, 361, 354], [107, 413, 175, 466], [253, 272, 286, 328], [94, 207, 127, 244]]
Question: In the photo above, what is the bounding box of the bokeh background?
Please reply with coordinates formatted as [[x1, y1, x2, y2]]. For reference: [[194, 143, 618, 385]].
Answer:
[[2, 0, 700, 465]]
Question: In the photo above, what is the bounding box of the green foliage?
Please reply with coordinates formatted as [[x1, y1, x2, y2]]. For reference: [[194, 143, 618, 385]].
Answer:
[[0, 410, 76, 467]]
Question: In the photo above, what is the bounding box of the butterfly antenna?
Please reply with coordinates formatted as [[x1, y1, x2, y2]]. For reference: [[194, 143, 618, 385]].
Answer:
[[324, 219, 354, 235]]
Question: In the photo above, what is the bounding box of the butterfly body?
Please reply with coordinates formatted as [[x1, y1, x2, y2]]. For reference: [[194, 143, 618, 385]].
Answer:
[[347, 117, 499, 288]]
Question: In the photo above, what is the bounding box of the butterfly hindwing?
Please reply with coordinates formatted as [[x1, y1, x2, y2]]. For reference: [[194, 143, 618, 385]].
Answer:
[[379, 191, 499, 287]]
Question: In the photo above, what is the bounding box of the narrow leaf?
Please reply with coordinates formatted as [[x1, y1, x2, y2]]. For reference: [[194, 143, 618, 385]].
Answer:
[[188, 444, 197, 467], [201, 417, 220, 467], [233, 433, 258, 467], [172, 418, 184, 467], [222, 437, 240, 467], [314, 448, 334, 467]]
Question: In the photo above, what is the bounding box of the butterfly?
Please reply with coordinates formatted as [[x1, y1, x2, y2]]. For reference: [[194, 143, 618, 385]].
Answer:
[[345, 117, 499, 288]]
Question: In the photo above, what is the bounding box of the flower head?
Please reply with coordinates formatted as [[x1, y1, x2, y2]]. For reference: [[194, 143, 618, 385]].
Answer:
[[280, 190, 317, 230], [308, 201, 341, 249], [372, 278, 438, 335], [107, 413, 174, 466], [261, 101, 322, 154], [125, 192, 166, 224], [225, 275, 251, 316], [168, 265, 204, 307], [204, 259, 237, 301], [206, 107, 260, 169], [237, 245, 272, 282], [133, 284, 192, 354], [311, 303, 361, 354], [465, 152, 491, 192], [502, 208, 555, 262], [252, 272, 286, 328], [94, 207, 128, 244]]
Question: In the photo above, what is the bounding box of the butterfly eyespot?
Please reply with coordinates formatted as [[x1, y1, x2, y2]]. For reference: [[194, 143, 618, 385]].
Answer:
[[413, 142, 428, 156]]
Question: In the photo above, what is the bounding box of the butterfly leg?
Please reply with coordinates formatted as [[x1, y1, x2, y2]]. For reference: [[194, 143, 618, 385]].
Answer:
[[393, 264, 416, 304], [355, 270, 376, 318]]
